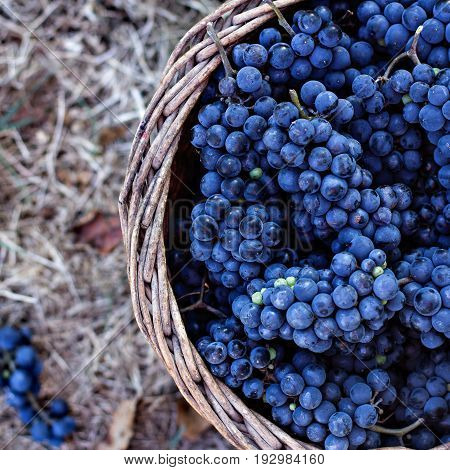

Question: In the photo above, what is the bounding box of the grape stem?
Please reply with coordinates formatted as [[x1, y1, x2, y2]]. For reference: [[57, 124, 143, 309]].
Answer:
[[371, 391, 379, 404], [177, 290, 203, 301], [180, 299, 227, 318], [336, 10, 354, 24], [377, 410, 396, 424], [27, 392, 53, 425], [378, 26, 423, 82], [398, 277, 412, 287], [370, 418, 424, 436], [289, 89, 311, 119], [179, 276, 227, 318], [3, 353, 53, 425], [264, 0, 296, 38], [206, 22, 236, 77]]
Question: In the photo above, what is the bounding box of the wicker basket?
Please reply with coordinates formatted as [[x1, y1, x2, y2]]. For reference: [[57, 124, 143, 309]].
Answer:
[[118, 0, 446, 450]]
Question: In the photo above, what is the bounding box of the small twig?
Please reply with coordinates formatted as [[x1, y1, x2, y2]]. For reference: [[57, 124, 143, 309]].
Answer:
[[179, 302, 199, 313], [371, 391, 379, 405], [398, 277, 412, 287], [370, 418, 424, 436], [180, 300, 226, 318], [177, 290, 203, 301], [378, 410, 396, 424], [0, 289, 37, 304], [379, 54, 407, 82], [204, 303, 227, 318], [200, 276, 207, 298], [289, 90, 310, 119], [206, 23, 235, 77], [179, 275, 226, 318], [27, 393, 53, 426], [373, 398, 384, 411], [407, 25, 423, 65], [264, 0, 295, 38], [336, 10, 354, 24], [378, 26, 423, 82]]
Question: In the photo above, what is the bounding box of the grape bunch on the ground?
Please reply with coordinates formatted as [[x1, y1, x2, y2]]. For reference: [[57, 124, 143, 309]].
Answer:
[[171, 0, 450, 450], [0, 326, 75, 447]]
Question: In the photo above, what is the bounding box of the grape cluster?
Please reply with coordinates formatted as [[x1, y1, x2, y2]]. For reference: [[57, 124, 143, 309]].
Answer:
[[232, 242, 403, 353], [0, 326, 75, 447], [173, 242, 449, 449], [181, 0, 450, 451], [344, 68, 450, 245], [401, 189, 450, 246], [195, 316, 276, 391], [201, 4, 376, 103], [192, 98, 281, 203], [195, 306, 448, 449], [348, 324, 412, 372], [168, 249, 233, 310], [194, 312, 398, 449], [190, 199, 284, 288], [357, 0, 450, 68], [378, 65, 450, 147], [263, 363, 395, 450], [286, 7, 362, 92], [242, 78, 413, 252], [293, 180, 411, 255], [396, 350, 449, 449], [396, 247, 450, 348], [346, 72, 426, 183]]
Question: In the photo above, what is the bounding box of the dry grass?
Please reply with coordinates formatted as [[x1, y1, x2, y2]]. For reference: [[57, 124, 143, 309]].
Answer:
[[0, 0, 229, 449]]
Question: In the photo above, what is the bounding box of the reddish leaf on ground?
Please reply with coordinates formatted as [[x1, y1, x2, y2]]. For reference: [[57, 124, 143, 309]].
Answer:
[[98, 124, 127, 149], [176, 398, 211, 441], [73, 211, 122, 254]]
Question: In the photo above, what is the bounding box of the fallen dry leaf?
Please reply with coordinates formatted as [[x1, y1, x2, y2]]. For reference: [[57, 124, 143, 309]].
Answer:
[[176, 398, 210, 441], [6, 73, 56, 134], [73, 210, 122, 254], [56, 168, 92, 188], [97, 397, 139, 450], [98, 124, 127, 149]]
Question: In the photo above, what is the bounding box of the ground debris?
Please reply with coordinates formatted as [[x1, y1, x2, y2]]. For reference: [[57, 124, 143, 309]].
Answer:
[[73, 210, 122, 254], [97, 397, 139, 450], [176, 398, 211, 442]]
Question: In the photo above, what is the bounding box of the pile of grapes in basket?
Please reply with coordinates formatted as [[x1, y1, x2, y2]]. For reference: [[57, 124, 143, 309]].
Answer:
[[170, 0, 450, 450]]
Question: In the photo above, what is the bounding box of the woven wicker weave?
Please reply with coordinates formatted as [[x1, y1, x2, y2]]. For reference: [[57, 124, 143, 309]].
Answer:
[[118, 0, 447, 450]]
